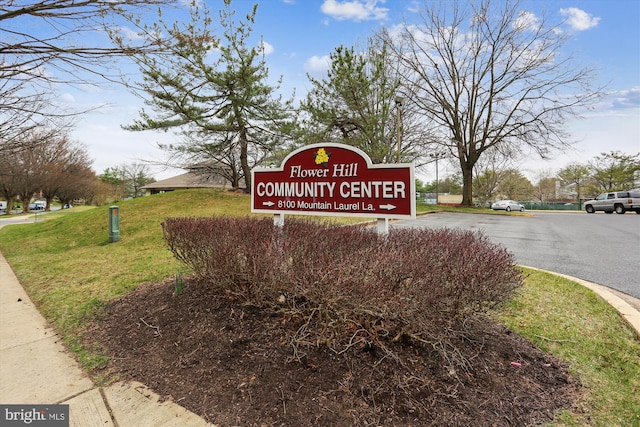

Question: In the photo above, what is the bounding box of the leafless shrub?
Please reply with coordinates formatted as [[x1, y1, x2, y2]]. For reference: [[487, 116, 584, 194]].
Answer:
[[162, 216, 522, 365]]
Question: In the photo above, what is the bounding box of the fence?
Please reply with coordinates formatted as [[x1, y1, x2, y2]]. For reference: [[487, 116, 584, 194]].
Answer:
[[522, 201, 582, 211]]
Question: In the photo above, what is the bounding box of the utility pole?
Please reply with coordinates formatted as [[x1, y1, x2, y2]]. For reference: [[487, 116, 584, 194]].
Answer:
[[429, 152, 446, 204], [395, 97, 404, 162]]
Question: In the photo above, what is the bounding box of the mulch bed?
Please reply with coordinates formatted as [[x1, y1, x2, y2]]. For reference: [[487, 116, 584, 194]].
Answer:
[[86, 278, 580, 426]]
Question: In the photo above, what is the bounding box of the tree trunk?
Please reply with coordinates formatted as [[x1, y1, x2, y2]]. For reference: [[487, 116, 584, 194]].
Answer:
[[461, 162, 474, 207], [239, 130, 251, 194], [19, 192, 31, 212]]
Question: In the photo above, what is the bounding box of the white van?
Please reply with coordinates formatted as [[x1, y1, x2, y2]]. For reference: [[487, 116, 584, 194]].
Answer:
[[0, 201, 6, 212], [28, 200, 47, 211]]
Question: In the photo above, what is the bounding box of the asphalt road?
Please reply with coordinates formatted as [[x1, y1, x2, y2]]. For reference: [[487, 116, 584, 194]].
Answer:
[[394, 211, 640, 299]]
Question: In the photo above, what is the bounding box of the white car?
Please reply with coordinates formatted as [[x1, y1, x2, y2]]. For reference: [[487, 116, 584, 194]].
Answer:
[[491, 200, 525, 212]]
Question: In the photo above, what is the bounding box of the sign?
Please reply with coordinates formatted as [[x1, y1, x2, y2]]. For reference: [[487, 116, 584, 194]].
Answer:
[[251, 143, 415, 219]]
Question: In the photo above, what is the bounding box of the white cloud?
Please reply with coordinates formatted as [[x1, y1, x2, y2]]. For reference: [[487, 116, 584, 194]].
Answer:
[[259, 40, 274, 56], [406, 1, 420, 14], [117, 26, 144, 41], [513, 11, 540, 31], [609, 87, 640, 110], [304, 55, 331, 76], [320, 0, 389, 22], [559, 7, 600, 31], [59, 93, 76, 104]]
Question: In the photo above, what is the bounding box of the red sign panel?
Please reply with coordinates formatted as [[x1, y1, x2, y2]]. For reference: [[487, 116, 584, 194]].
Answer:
[[251, 143, 415, 219]]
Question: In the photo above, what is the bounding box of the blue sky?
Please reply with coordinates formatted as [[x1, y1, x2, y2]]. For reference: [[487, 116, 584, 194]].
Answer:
[[57, 0, 639, 182]]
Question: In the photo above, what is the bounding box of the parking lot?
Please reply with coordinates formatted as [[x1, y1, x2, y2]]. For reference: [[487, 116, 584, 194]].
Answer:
[[395, 211, 640, 299]]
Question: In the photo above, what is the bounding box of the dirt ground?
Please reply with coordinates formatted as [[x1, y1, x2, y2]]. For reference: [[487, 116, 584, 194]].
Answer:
[[86, 278, 580, 426]]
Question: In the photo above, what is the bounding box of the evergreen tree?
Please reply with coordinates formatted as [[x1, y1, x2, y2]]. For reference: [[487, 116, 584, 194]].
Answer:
[[301, 40, 432, 164], [118, 0, 293, 191]]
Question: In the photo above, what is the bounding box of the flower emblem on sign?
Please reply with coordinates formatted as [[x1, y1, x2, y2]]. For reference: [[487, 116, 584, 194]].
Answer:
[[314, 148, 331, 168]]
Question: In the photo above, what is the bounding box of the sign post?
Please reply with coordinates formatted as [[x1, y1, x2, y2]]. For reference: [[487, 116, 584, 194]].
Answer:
[[251, 143, 415, 233]]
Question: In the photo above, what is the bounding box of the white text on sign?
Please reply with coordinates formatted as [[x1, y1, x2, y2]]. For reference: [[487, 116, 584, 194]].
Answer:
[[256, 180, 405, 199]]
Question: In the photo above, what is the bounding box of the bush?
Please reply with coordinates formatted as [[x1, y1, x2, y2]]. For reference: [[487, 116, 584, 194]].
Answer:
[[162, 216, 522, 358], [162, 216, 278, 301]]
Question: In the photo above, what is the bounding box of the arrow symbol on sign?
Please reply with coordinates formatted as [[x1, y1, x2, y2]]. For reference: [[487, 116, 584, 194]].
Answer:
[[379, 204, 396, 210], [263, 201, 275, 207]]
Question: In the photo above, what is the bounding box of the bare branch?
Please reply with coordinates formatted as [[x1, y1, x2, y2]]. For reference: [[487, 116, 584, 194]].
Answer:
[[382, 0, 604, 206]]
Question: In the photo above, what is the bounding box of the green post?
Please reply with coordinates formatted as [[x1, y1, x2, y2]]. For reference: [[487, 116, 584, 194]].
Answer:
[[109, 206, 120, 243]]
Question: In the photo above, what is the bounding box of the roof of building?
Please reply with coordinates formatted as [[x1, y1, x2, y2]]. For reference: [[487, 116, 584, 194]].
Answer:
[[141, 172, 231, 190]]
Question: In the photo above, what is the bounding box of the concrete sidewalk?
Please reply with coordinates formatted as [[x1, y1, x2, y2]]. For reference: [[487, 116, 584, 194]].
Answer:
[[0, 252, 214, 427]]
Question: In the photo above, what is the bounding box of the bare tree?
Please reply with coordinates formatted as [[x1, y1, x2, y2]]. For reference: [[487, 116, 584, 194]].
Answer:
[[0, 74, 76, 159], [0, 78, 46, 153], [55, 165, 97, 208], [39, 138, 95, 210], [532, 171, 557, 203], [121, 162, 155, 198], [0, 127, 65, 211], [9, 134, 44, 212], [472, 147, 513, 207], [1, 0, 180, 83], [0, 0, 179, 154], [383, 0, 602, 206], [0, 126, 95, 211]]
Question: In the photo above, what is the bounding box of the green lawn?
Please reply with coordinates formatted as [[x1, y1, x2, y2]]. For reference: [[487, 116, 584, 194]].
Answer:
[[494, 269, 640, 426], [0, 189, 637, 426]]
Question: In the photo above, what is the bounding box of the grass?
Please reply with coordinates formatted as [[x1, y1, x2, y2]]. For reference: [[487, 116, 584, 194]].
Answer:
[[494, 269, 640, 426], [0, 188, 638, 425]]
